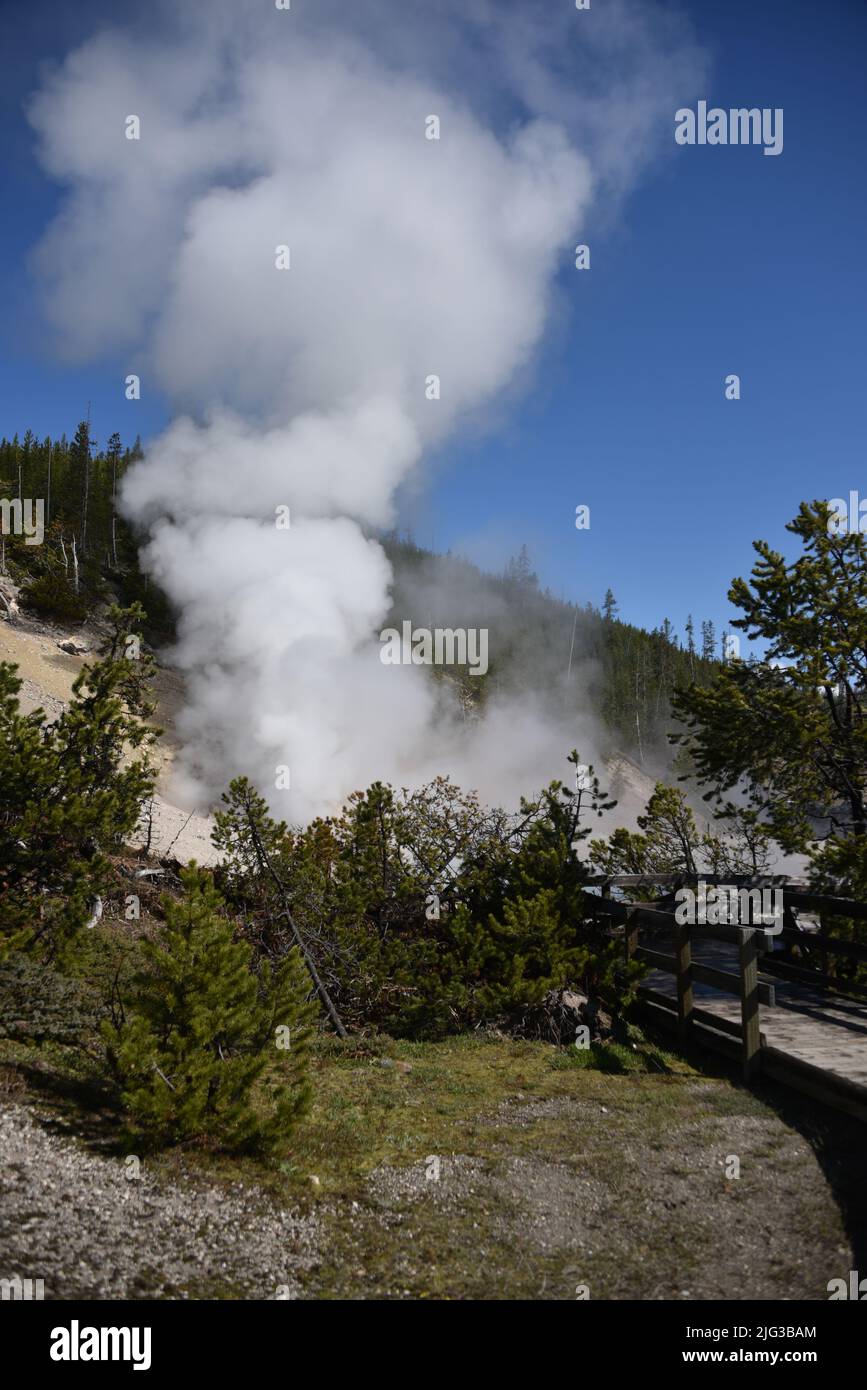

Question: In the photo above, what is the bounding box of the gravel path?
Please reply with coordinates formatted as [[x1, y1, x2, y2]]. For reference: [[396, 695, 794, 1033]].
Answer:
[[0, 1104, 320, 1300]]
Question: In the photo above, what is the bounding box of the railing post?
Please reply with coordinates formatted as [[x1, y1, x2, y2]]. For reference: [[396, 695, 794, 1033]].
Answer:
[[819, 910, 829, 978], [675, 921, 693, 1040], [739, 926, 761, 1082], [624, 906, 638, 965]]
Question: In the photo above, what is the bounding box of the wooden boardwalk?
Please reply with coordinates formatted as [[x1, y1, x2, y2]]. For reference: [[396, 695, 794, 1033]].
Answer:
[[583, 875, 867, 1123], [644, 934, 867, 1101]]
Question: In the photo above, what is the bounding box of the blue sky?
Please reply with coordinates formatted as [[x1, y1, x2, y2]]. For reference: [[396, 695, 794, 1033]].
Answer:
[[1, 0, 865, 651]]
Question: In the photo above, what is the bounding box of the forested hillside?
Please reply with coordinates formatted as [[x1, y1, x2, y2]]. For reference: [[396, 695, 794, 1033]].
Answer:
[[0, 424, 170, 627], [384, 536, 722, 757], [1, 424, 722, 759]]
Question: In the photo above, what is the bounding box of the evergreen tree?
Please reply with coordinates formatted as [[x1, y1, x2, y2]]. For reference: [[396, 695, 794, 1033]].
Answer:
[[505, 544, 538, 589], [19, 430, 34, 500], [701, 619, 716, 662], [673, 501, 867, 856], [602, 588, 618, 622], [590, 782, 698, 878], [213, 776, 290, 906], [70, 419, 92, 555], [429, 755, 635, 1030], [0, 423, 160, 621], [106, 431, 122, 568], [104, 865, 315, 1154], [637, 783, 700, 874], [590, 783, 771, 884]]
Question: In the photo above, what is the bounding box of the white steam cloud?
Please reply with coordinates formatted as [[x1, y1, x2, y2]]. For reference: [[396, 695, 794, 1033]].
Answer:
[[28, 1, 704, 820]]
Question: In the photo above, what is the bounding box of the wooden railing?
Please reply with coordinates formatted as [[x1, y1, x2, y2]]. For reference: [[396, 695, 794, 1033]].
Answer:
[[583, 872, 867, 1083]]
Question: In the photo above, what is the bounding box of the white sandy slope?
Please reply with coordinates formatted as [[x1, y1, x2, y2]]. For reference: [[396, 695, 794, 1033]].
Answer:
[[0, 605, 218, 865]]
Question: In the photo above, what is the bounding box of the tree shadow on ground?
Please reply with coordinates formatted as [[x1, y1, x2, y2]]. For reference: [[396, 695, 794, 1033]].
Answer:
[[5, 1057, 126, 1154], [639, 1017, 867, 1277]]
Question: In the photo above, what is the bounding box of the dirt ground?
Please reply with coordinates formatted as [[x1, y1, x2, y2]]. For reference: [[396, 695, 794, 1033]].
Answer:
[[2, 1033, 862, 1301]]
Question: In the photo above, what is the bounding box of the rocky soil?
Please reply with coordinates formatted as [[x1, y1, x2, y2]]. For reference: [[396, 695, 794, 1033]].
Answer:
[[0, 1103, 320, 1300]]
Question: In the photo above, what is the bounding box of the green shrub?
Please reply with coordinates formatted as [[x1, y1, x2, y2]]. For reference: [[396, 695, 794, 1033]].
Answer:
[[103, 865, 316, 1154], [0, 954, 99, 1047], [20, 573, 88, 622], [214, 755, 644, 1041], [807, 836, 867, 988]]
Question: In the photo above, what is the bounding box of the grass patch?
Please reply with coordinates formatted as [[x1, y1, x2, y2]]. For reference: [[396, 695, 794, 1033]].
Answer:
[[1, 1023, 860, 1299]]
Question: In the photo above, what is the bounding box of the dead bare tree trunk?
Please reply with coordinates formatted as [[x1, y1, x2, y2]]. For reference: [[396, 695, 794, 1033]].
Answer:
[[163, 808, 197, 861], [138, 798, 155, 859], [241, 804, 348, 1038], [80, 411, 91, 557], [81, 462, 89, 557], [565, 607, 577, 713], [634, 660, 645, 766]]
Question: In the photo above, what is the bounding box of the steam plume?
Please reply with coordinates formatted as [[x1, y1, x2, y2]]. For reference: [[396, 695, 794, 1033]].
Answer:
[[28, 1, 704, 819]]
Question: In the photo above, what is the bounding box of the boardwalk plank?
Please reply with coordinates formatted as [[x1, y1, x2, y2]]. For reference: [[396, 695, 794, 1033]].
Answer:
[[641, 934, 867, 1098]]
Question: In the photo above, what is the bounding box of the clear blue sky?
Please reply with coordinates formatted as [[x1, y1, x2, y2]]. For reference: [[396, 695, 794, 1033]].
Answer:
[[1, 0, 865, 650]]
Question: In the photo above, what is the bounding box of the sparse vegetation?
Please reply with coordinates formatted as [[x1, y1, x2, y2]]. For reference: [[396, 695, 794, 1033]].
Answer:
[[213, 753, 643, 1041], [2, 493, 867, 1298]]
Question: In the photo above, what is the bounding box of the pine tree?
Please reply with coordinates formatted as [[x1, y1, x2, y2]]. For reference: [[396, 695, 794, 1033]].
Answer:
[[673, 500, 867, 853], [462, 752, 639, 1025], [104, 865, 316, 1154], [213, 776, 290, 905], [70, 420, 92, 555], [590, 783, 772, 882], [107, 431, 122, 568], [685, 614, 696, 676], [701, 619, 716, 662], [636, 783, 700, 874], [602, 588, 618, 622], [19, 430, 33, 500], [505, 544, 538, 589]]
